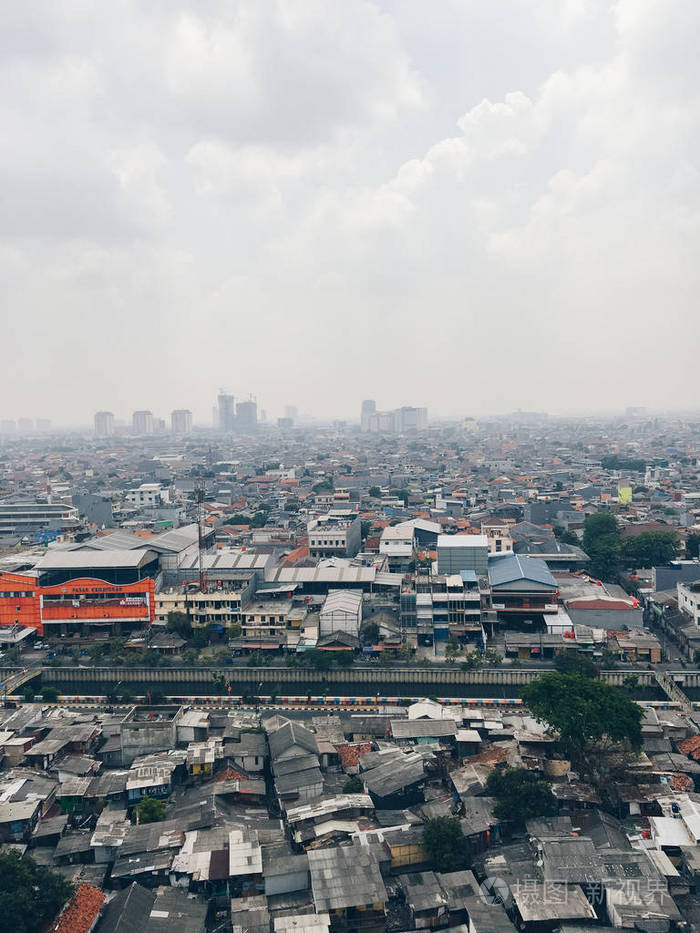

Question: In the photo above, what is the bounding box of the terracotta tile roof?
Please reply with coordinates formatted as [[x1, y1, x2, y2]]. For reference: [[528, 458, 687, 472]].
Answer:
[[464, 746, 509, 766], [282, 545, 310, 566], [337, 743, 373, 769], [672, 772, 694, 792], [53, 883, 104, 933], [677, 735, 700, 760], [215, 766, 247, 782]]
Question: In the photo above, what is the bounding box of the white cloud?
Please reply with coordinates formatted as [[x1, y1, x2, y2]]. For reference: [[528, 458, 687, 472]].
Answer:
[[0, 0, 698, 421]]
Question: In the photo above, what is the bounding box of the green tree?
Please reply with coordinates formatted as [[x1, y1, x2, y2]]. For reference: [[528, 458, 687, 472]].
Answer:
[[461, 651, 482, 671], [554, 651, 598, 678], [588, 533, 621, 577], [360, 622, 379, 645], [600, 455, 646, 472], [304, 649, 333, 672], [225, 513, 251, 525], [229, 622, 242, 639], [313, 478, 334, 492], [583, 512, 621, 581], [687, 534, 700, 560], [343, 775, 364, 793], [41, 686, 59, 703], [250, 511, 268, 528], [336, 651, 355, 667], [522, 672, 643, 766], [485, 768, 557, 829], [167, 610, 193, 639], [445, 636, 461, 660], [620, 531, 678, 568], [0, 852, 73, 933], [483, 648, 503, 666], [136, 796, 166, 823], [422, 817, 470, 872], [368, 486, 381, 498], [22, 684, 35, 702], [559, 530, 580, 546]]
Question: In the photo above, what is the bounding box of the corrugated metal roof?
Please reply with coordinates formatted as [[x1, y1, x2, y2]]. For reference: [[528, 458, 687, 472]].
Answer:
[[35, 549, 156, 569], [488, 554, 556, 588]]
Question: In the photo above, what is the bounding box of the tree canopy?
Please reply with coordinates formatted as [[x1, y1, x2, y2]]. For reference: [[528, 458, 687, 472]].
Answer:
[[583, 512, 621, 580], [422, 816, 470, 872], [621, 531, 678, 567], [167, 610, 192, 639], [522, 672, 643, 764], [136, 796, 166, 823], [485, 768, 557, 829], [0, 852, 73, 933], [360, 621, 379, 645], [342, 775, 364, 794], [600, 454, 646, 472], [582, 513, 677, 578], [554, 651, 598, 678]]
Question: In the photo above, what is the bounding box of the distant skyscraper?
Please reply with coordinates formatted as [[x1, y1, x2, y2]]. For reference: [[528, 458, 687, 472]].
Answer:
[[36, 418, 51, 433], [17, 418, 34, 434], [0, 420, 16, 436], [132, 410, 154, 434], [217, 393, 235, 432], [361, 399, 376, 431], [284, 405, 298, 424], [171, 409, 192, 434], [94, 411, 114, 436], [236, 399, 257, 433]]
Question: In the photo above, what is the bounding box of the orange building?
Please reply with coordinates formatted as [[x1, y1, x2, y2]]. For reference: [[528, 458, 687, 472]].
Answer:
[[0, 572, 155, 636]]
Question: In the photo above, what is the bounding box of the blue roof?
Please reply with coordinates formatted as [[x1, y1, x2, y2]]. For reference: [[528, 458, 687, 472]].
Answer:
[[488, 554, 556, 588], [460, 570, 478, 583]]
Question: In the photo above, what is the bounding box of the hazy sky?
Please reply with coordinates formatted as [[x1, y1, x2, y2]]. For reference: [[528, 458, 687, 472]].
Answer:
[[1, 0, 698, 426]]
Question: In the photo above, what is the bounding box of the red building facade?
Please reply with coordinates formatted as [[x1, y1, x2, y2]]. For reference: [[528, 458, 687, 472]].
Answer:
[[0, 572, 155, 636]]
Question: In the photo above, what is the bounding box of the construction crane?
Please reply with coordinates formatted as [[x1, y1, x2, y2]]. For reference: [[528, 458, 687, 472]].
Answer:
[[194, 480, 208, 594]]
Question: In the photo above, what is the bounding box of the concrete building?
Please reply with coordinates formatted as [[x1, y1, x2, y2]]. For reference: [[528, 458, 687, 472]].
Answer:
[[379, 523, 415, 572], [217, 393, 235, 432], [94, 411, 114, 436], [0, 500, 80, 538], [363, 403, 428, 433], [401, 572, 484, 646], [72, 492, 115, 528], [319, 590, 363, 637], [481, 520, 514, 555], [307, 511, 362, 559], [360, 399, 376, 431], [488, 554, 558, 624], [236, 399, 257, 433], [125, 483, 169, 508], [132, 410, 154, 435], [679, 581, 700, 626], [120, 706, 183, 766], [437, 535, 489, 575], [170, 409, 192, 434]]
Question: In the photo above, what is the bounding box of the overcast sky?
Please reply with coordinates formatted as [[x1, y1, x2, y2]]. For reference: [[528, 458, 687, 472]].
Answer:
[[1, 0, 698, 426]]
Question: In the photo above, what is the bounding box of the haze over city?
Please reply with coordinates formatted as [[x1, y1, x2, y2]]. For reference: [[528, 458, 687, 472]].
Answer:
[[1, 0, 699, 426]]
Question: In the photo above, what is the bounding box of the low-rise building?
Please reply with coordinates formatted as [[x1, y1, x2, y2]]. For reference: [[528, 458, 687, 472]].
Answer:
[[307, 511, 361, 559]]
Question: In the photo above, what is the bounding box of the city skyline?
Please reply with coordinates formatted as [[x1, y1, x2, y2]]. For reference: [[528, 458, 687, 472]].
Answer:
[[1, 2, 698, 424]]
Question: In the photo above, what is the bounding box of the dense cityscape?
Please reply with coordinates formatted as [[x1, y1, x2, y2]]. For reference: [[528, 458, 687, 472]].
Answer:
[[0, 403, 698, 931], [2, 0, 699, 929]]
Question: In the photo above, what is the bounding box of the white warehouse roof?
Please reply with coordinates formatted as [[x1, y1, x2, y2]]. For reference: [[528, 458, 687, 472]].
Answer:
[[437, 534, 488, 548]]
